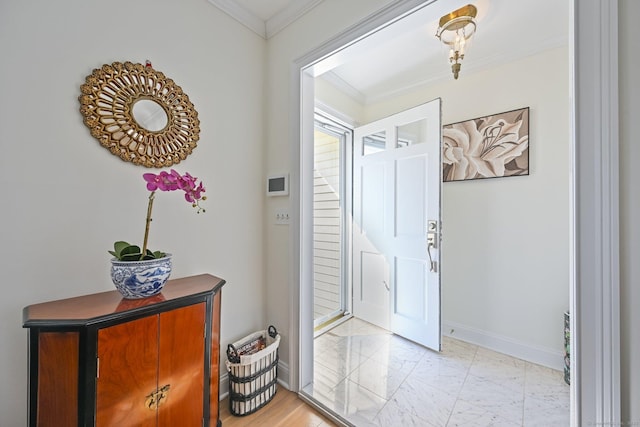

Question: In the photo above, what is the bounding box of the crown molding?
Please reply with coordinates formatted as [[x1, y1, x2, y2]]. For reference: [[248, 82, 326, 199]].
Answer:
[[207, 0, 323, 39], [266, 0, 323, 38], [207, 0, 266, 37]]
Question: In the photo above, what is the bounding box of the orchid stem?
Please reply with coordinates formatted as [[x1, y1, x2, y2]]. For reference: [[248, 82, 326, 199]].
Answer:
[[141, 191, 156, 260]]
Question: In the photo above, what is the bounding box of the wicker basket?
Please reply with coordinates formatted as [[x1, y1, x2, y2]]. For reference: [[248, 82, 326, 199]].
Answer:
[[226, 325, 280, 416]]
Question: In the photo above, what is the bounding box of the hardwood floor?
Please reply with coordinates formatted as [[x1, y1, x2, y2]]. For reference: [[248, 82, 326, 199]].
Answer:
[[219, 388, 337, 427]]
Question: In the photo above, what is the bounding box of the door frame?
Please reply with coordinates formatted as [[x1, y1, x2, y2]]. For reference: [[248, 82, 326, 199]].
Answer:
[[288, 0, 620, 425]]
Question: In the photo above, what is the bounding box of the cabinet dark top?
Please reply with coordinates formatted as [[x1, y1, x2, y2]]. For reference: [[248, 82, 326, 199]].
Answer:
[[23, 274, 225, 328]]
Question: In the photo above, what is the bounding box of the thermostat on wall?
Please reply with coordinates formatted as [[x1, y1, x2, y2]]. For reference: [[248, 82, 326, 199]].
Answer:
[[267, 174, 289, 196]]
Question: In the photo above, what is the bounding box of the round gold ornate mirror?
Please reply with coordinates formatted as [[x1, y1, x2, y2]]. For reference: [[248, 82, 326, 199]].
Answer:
[[79, 61, 200, 168]]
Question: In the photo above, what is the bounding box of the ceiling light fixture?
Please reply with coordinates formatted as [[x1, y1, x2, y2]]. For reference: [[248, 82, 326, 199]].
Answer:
[[435, 4, 478, 80]]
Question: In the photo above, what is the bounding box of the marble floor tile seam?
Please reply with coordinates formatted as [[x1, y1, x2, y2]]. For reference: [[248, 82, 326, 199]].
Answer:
[[445, 398, 524, 427], [522, 362, 570, 398], [408, 353, 474, 406], [466, 346, 528, 394], [344, 354, 463, 425], [315, 355, 368, 384], [325, 331, 390, 350], [459, 370, 526, 405], [316, 338, 375, 362], [345, 368, 404, 404], [381, 375, 461, 427], [326, 360, 418, 422], [347, 379, 392, 410], [313, 341, 398, 393], [320, 358, 399, 403], [455, 373, 526, 425], [522, 378, 570, 400], [431, 344, 526, 426], [314, 334, 425, 370]]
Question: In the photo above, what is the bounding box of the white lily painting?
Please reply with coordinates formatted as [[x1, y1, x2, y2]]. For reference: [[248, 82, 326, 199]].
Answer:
[[443, 107, 529, 182]]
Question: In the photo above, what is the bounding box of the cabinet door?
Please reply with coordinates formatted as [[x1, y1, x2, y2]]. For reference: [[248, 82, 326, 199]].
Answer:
[[96, 304, 206, 427], [96, 315, 159, 427], [157, 303, 206, 426], [36, 332, 79, 427]]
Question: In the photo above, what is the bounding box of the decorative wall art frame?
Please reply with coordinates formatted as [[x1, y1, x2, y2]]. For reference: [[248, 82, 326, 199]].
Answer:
[[442, 107, 529, 182], [79, 61, 200, 168]]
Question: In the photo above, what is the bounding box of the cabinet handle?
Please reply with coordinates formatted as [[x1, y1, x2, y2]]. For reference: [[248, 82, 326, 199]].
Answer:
[[156, 384, 171, 408], [145, 384, 171, 410], [145, 393, 156, 410]]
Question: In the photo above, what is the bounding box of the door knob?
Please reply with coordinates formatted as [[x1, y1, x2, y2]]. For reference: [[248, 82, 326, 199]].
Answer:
[[427, 220, 439, 272]]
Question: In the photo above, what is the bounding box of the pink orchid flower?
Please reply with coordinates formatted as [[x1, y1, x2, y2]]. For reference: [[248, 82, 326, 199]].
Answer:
[[140, 170, 206, 256], [143, 170, 206, 207]]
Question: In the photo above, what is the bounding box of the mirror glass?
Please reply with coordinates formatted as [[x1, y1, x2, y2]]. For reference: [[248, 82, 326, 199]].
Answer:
[[132, 99, 168, 132]]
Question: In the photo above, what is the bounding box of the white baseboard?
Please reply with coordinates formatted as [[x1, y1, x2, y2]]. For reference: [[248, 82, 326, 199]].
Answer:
[[218, 359, 290, 401], [276, 360, 290, 389], [442, 320, 565, 371]]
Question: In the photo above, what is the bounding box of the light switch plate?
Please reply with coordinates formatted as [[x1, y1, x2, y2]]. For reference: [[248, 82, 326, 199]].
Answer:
[[275, 209, 290, 225]]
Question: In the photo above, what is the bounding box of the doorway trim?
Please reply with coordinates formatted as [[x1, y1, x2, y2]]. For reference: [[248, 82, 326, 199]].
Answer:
[[288, 0, 620, 425], [572, 0, 621, 424]]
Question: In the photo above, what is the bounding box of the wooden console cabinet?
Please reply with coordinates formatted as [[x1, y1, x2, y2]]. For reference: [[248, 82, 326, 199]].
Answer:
[[23, 274, 225, 427]]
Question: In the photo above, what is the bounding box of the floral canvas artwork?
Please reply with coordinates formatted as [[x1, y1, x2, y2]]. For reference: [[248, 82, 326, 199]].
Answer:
[[442, 107, 529, 182]]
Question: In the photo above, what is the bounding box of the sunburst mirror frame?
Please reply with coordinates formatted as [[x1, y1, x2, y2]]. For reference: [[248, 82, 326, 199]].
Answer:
[[79, 61, 200, 168]]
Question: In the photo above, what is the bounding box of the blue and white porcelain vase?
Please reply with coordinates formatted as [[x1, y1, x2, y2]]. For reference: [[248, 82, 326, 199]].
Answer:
[[110, 254, 172, 299]]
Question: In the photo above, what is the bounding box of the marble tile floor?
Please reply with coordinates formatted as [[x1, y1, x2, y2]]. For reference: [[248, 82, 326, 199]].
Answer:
[[303, 318, 570, 427]]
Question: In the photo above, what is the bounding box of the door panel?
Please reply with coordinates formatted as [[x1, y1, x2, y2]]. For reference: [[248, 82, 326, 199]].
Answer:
[[158, 303, 206, 426], [353, 160, 390, 329], [353, 99, 441, 351], [396, 155, 427, 237], [356, 251, 389, 329], [96, 315, 159, 427], [36, 332, 79, 427], [395, 257, 426, 321], [361, 163, 385, 239]]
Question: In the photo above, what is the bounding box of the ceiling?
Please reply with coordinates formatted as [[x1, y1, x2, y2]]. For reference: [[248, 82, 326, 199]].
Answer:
[[208, 0, 569, 104]]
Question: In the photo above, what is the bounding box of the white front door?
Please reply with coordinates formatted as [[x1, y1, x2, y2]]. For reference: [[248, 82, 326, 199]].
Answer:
[[352, 99, 442, 351]]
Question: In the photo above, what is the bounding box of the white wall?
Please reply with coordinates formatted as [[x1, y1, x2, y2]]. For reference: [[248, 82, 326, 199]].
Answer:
[[0, 1, 266, 424], [441, 48, 570, 368], [619, 0, 640, 422]]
